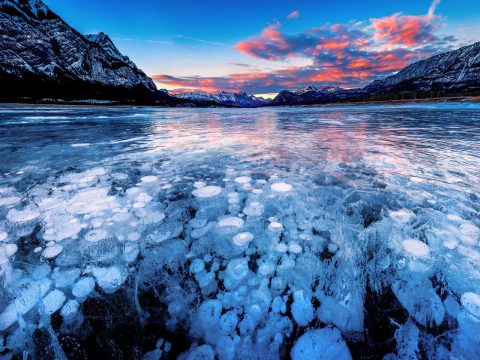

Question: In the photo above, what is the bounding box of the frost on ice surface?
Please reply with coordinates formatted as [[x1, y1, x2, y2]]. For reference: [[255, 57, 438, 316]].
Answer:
[[1, 104, 480, 359]]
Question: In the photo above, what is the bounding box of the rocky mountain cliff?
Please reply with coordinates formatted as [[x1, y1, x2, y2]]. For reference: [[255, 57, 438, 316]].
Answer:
[[0, 0, 175, 103]]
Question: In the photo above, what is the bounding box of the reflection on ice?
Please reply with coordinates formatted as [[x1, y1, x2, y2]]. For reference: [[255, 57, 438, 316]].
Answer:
[[0, 103, 479, 358]]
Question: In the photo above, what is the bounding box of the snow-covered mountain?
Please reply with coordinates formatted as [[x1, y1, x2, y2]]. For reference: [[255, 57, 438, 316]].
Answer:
[[272, 42, 480, 105], [175, 91, 269, 107], [365, 42, 480, 95], [272, 86, 364, 105], [291, 85, 342, 95], [0, 0, 168, 103]]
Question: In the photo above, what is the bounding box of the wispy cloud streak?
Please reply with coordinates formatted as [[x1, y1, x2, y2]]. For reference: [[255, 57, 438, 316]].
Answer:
[[175, 35, 232, 47]]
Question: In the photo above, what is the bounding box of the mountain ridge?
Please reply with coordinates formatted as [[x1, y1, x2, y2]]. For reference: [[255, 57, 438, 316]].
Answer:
[[270, 42, 480, 105], [0, 0, 479, 106], [174, 91, 268, 107]]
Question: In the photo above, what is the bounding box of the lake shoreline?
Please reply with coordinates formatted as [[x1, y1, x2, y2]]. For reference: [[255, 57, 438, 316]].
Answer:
[[1, 95, 479, 108]]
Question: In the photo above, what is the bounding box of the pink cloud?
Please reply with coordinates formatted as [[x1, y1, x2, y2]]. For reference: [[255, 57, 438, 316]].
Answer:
[[287, 10, 300, 20], [370, 13, 437, 46]]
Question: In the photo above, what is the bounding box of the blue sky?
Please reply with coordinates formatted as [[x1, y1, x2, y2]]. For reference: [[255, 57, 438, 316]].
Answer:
[[44, 0, 480, 95]]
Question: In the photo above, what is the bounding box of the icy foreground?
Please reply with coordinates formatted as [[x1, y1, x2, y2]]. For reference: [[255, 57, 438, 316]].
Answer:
[[0, 103, 480, 359]]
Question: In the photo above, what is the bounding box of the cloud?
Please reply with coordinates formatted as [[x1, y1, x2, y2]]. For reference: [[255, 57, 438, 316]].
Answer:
[[154, 0, 456, 94], [287, 10, 300, 20], [428, 0, 441, 18], [370, 13, 438, 46]]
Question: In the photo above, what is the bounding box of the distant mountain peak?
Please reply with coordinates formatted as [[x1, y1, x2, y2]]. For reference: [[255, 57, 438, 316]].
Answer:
[[291, 85, 342, 95], [175, 91, 268, 107], [85, 32, 135, 66]]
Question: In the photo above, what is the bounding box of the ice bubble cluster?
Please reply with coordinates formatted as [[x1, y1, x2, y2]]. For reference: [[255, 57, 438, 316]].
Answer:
[[0, 160, 479, 360]]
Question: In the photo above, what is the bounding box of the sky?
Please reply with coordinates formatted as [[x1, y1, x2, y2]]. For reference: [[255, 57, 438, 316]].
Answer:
[[44, 0, 480, 97]]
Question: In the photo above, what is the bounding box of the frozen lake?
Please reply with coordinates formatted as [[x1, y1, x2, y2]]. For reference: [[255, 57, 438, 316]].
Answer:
[[0, 103, 479, 359]]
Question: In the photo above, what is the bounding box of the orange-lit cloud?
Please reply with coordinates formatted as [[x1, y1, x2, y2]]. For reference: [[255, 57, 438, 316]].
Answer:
[[370, 13, 436, 46]]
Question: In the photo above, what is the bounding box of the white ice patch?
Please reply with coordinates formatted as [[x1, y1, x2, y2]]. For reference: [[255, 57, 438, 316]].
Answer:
[[6, 208, 40, 223], [288, 242, 303, 254], [268, 222, 284, 232], [141, 175, 158, 183], [61, 300, 79, 318], [85, 229, 109, 243], [271, 182, 293, 192], [192, 186, 222, 198], [69, 188, 118, 214], [291, 290, 314, 326], [72, 277, 96, 299], [234, 176, 251, 184], [1, 244, 18, 259], [0, 303, 18, 331], [232, 232, 254, 247], [218, 216, 244, 229], [71, 143, 91, 148], [402, 239, 430, 258], [41, 289, 66, 315], [189, 259, 205, 274], [390, 209, 415, 223], [42, 244, 63, 259], [0, 196, 21, 206], [92, 265, 127, 294], [461, 292, 480, 319], [194, 181, 206, 188]]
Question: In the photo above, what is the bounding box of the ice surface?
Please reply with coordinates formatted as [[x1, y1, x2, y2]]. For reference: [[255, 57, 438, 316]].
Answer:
[[1, 104, 480, 358]]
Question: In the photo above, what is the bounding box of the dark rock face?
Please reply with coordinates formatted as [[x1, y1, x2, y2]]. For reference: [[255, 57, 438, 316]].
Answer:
[[0, 0, 165, 103]]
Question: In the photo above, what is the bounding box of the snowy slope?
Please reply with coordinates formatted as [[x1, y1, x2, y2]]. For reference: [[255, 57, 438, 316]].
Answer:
[[366, 42, 480, 93]]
